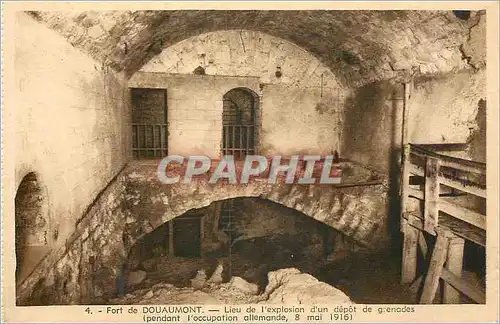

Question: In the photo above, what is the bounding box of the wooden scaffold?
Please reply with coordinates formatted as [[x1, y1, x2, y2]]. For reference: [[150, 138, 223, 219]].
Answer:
[[399, 143, 486, 304], [398, 80, 486, 304]]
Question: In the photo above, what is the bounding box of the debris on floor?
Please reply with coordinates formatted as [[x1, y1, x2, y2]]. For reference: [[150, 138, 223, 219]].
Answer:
[[109, 267, 353, 305]]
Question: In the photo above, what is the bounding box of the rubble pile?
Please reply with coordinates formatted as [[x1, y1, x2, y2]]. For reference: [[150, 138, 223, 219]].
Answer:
[[110, 266, 353, 305]]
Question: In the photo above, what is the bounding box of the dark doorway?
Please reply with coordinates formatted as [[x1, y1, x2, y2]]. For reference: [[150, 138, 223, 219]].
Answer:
[[173, 217, 202, 258], [15, 172, 49, 284], [131, 88, 168, 159], [222, 88, 258, 159]]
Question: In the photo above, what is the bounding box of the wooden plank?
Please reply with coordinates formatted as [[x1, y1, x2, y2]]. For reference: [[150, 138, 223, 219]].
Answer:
[[400, 215, 408, 233], [408, 187, 424, 200], [438, 213, 486, 247], [420, 229, 450, 304], [403, 211, 485, 246], [405, 212, 424, 231], [424, 157, 440, 233], [418, 143, 469, 152], [408, 163, 425, 176], [443, 235, 465, 304], [401, 221, 419, 284], [410, 145, 486, 175], [400, 144, 411, 214], [441, 268, 485, 304], [438, 200, 486, 230], [439, 176, 486, 198], [410, 275, 423, 291], [418, 231, 428, 258]]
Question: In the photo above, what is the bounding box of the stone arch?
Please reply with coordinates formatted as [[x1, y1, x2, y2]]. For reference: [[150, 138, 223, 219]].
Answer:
[[121, 166, 388, 254], [139, 30, 342, 91], [124, 195, 362, 282], [222, 87, 260, 158], [130, 31, 345, 157], [15, 172, 50, 283]]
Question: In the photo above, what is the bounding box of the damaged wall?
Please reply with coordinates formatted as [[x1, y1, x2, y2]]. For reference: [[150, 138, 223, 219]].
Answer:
[[121, 162, 388, 252], [341, 68, 486, 173], [16, 162, 387, 306], [341, 11, 486, 172], [16, 173, 130, 305], [8, 12, 131, 288], [260, 84, 342, 155], [341, 81, 403, 173], [140, 30, 341, 90], [130, 30, 344, 157], [409, 69, 486, 156], [28, 10, 480, 88]]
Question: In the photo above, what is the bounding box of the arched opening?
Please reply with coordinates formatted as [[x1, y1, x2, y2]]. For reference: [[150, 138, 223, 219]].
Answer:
[[15, 172, 49, 284], [222, 88, 259, 159], [113, 197, 419, 305]]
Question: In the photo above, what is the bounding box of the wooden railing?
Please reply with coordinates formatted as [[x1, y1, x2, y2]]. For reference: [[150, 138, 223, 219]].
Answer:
[[401, 143, 486, 237], [132, 123, 168, 159], [400, 143, 486, 304]]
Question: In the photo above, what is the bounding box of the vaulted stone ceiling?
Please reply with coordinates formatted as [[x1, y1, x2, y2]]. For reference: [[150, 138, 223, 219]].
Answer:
[[27, 10, 485, 87]]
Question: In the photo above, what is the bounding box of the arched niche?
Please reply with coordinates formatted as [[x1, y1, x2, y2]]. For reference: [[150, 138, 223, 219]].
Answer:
[[15, 172, 50, 283]]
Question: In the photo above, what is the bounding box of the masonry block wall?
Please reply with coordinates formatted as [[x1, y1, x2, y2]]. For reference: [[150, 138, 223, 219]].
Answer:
[[341, 69, 486, 174], [131, 88, 166, 124], [6, 12, 131, 273], [129, 73, 260, 159], [130, 30, 345, 158], [341, 13, 486, 173], [408, 69, 486, 151]]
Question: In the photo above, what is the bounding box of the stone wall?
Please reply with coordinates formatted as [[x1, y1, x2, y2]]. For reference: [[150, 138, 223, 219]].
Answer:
[[129, 72, 343, 158], [340, 11, 486, 172], [341, 81, 404, 174], [260, 84, 342, 156], [8, 12, 131, 244], [16, 172, 130, 305], [341, 68, 486, 173], [140, 30, 341, 90], [129, 73, 260, 159], [121, 162, 388, 251], [130, 30, 344, 157], [16, 161, 388, 305], [6, 12, 131, 302]]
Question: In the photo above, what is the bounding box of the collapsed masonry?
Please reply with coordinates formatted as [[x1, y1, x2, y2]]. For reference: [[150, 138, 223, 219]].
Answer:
[[17, 161, 389, 305]]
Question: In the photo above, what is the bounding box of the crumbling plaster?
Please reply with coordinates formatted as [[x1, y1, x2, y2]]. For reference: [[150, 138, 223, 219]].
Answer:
[[8, 12, 132, 270], [28, 10, 484, 87]]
